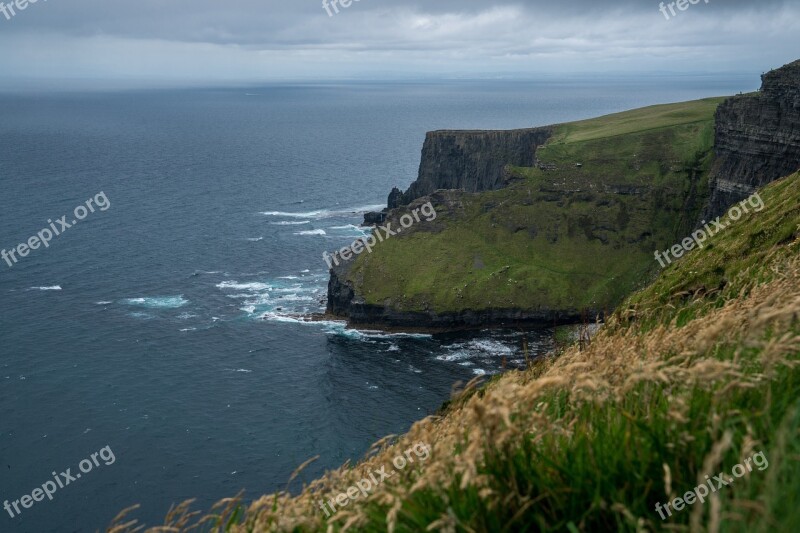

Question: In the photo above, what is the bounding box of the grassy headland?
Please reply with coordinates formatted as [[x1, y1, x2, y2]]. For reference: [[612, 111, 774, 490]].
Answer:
[[347, 98, 724, 315]]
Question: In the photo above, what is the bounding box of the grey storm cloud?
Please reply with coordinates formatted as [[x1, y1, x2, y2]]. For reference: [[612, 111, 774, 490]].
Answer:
[[0, 0, 797, 84], [2, 0, 793, 44]]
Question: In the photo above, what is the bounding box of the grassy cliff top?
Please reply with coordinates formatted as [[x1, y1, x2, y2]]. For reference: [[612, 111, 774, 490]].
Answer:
[[346, 98, 721, 315], [550, 97, 725, 144], [114, 171, 800, 532]]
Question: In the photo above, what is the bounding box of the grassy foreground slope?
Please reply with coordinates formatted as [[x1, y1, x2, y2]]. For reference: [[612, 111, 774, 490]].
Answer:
[[112, 172, 800, 532], [348, 98, 722, 315]]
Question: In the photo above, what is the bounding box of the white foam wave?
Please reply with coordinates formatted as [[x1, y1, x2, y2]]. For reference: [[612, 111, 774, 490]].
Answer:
[[273, 285, 317, 293], [260, 312, 315, 324], [294, 229, 327, 236], [330, 224, 370, 236], [95, 301, 113, 305], [440, 339, 515, 362], [29, 286, 62, 291], [321, 322, 432, 340], [269, 221, 311, 226], [261, 204, 384, 220], [357, 330, 433, 340], [275, 294, 316, 302], [122, 296, 188, 309], [330, 223, 368, 231], [245, 237, 264, 242], [216, 281, 271, 291], [465, 339, 515, 355], [436, 351, 473, 362], [437, 338, 516, 365]]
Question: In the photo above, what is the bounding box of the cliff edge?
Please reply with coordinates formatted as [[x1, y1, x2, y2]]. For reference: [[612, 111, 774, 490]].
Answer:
[[401, 127, 553, 205], [329, 59, 800, 330], [703, 59, 800, 219]]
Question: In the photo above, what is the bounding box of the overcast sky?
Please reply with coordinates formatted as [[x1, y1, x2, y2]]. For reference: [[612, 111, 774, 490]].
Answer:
[[0, 0, 797, 87]]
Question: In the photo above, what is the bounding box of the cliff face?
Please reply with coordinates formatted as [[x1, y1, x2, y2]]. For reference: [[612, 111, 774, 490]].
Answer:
[[327, 256, 357, 318], [328, 59, 800, 330], [401, 127, 553, 204], [703, 60, 800, 220]]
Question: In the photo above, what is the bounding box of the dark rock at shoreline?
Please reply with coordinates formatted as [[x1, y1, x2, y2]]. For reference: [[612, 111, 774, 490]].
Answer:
[[363, 187, 405, 225], [362, 211, 387, 226], [326, 256, 357, 317], [330, 302, 602, 331]]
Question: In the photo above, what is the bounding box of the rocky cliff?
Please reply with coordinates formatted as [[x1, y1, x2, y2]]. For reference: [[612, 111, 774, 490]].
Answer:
[[328, 59, 800, 330], [401, 127, 553, 204], [703, 60, 800, 220]]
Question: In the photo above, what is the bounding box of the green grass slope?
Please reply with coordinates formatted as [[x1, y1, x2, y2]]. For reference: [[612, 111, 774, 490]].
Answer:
[[347, 98, 724, 315]]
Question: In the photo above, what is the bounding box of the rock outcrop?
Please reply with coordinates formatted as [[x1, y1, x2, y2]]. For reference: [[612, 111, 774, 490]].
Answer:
[[387, 187, 404, 209], [400, 127, 553, 205], [703, 60, 800, 220], [363, 187, 407, 226], [326, 259, 356, 318], [362, 211, 386, 226]]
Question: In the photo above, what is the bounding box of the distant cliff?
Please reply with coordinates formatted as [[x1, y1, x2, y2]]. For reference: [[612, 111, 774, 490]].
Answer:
[[328, 98, 723, 328], [329, 59, 800, 330], [703, 60, 800, 220], [401, 127, 553, 205]]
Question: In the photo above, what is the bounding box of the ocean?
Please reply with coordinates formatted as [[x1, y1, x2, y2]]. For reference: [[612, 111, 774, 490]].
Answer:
[[0, 75, 757, 532]]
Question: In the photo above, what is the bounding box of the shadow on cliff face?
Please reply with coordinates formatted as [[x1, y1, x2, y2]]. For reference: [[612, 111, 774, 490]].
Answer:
[[703, 59, 800, 221]]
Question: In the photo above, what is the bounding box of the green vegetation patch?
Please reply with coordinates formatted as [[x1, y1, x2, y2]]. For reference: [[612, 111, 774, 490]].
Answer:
[[618, 171, 800, 330], [347, 98, 724, 315], [549, 97, 725, 144]]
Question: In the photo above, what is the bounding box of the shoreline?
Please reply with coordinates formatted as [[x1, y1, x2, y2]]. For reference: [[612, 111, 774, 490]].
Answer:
[[304, 310, 603, 334]]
